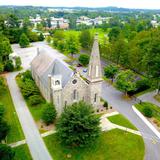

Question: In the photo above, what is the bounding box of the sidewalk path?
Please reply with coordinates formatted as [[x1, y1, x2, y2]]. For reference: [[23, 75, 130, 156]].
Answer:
[[6, 72, 52, 160], [138, 90, 160, 107]]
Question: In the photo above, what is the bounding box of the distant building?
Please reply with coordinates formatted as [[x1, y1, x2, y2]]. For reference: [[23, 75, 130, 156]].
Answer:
[[76, 16, 112, 26], [151, 20, 159, 28], [50, 17, 69, 29], [31, 35, 103, 114]]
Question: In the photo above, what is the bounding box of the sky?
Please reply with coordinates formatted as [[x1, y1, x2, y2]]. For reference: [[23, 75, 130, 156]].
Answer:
[[0, 0, 160, 9]]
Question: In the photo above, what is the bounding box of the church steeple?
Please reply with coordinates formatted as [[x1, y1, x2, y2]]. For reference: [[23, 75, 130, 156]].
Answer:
[[87, 34, 102, 82]]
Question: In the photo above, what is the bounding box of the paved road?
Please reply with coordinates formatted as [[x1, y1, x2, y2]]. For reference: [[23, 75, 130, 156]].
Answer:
[[102, 83, 160, 160], [138, 90, 160, 107], [6, 72, 52, 160]]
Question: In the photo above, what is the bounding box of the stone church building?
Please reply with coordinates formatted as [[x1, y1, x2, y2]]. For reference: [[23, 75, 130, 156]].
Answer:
[[31, 35, 103, 114]]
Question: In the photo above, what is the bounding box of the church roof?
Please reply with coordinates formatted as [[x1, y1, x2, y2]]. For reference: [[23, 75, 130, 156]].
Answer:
[[31, 48, 73, 88]]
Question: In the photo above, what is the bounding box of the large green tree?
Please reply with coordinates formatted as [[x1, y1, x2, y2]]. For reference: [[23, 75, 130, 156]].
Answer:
[[56, 101, 100, 147], [65, 33, 80, 56], [115, 70, 136, 95], [79, 30, 93, 50]]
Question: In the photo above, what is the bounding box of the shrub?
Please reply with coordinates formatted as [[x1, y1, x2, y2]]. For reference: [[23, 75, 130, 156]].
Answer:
[[15, 57, 22, 70], [41, 103, 57, 125], [38, 33, 44, 41], [4, 60, 14, 72], [0, 120, 10, 141], [0, 104, 5, 120], [21, 70, 32, 81], [0, 144, 15, 160], [143, 107, 153, 118], [103, 101, 108, 109], [0, 63, 4, 73], [56, 101, 100, 147], [78, 54, 90, 66], [28, 95, 43, 105]]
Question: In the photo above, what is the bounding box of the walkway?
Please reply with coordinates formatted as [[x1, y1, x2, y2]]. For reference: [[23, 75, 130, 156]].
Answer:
[[6, 72, 52, 160], [100, 112, 142, 136], [138, 90, 160, 107], [102, 82, 160, 160]]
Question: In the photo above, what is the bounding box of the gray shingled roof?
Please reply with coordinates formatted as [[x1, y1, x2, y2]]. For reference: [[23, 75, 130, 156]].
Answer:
[[31, 48, 73, 88]]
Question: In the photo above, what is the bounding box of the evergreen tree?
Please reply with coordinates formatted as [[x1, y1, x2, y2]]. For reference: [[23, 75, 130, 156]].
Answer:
[[56, 101, 100, 147], [19, 33, 30, 48]]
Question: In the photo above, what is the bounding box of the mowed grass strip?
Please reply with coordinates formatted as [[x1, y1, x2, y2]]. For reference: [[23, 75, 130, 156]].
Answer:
[[13, 144, 32, 160], [108, 114, 138, 130], [44, 129, 144, 160], [0, 76, 24, 143]]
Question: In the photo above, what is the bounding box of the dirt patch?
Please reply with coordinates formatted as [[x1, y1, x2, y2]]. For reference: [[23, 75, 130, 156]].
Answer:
[[36, 120, 56, 132], [148, 117, 160, 132]]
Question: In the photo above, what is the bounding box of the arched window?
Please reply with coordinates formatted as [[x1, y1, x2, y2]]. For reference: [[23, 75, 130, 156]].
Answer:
[[55, 80, 60, 85], [73, 89, 77, 100], [94, 93, 97, 102]]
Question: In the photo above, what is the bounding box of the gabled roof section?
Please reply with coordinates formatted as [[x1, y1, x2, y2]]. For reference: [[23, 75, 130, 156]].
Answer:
[[52, 59, 73, 87], [31, 48, 73, 88]]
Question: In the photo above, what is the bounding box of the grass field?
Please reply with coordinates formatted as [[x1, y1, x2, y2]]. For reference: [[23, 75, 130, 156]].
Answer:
[[0, 76, 24, 144], [44, 129, 144, 160], [108, 114, 138, 130], [13, 144, 32, 160], [135, 102, 160, 121]]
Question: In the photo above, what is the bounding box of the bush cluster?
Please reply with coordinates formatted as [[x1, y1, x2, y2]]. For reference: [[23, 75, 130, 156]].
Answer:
[[143, 107, 153, 118], [17, 70, 44, 105]]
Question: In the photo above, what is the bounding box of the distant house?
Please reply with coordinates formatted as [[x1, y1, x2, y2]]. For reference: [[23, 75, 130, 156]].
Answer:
[[31, 35, 103, 114], [50, 17, 69, 29]]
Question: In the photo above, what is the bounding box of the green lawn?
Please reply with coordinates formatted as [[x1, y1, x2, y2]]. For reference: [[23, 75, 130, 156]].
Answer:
[[44, 129, 144, 160], [135, 102, 160, 121], [13, 144, 32, 160], [108, 114, 138, 130], [0, 77, 24, 144]]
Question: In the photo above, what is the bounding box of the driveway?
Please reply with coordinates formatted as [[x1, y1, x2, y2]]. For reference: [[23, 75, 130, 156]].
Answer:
[[6, 72, 52, 160], [102, 83, 160, 160], [138, 90, 160, 107]]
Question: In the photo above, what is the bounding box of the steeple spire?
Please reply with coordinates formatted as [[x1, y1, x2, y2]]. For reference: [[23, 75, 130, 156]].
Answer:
[[87, 34, 102, 82]]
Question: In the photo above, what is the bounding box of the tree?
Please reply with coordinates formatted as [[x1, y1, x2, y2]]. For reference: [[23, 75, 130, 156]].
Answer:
[[78, 54, 90, 66], [56, 101, 100, 147], [38, 33, 44, 41], [4, 60, 14, 72], [46, 18, 52, 28], [65, 33, 80, 56], [41, 103, 57, 125], [15, 57, 22, 70], [79, 30, 93, 50], [104, 65, 119, 82], [108, 27, 121, 42], [0, 120, 10, 141], [19, 33, 30, 48], [0, 35, 12, 63], [0, 144, 15, 160], [115, 70, 136, 95]]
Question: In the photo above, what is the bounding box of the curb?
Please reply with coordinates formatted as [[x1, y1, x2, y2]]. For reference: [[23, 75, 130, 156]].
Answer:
[[132, 105, 160, 139]]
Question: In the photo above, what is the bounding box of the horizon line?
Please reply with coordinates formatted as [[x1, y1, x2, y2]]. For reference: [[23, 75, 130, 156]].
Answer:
[[0, 5, 160, 10]]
